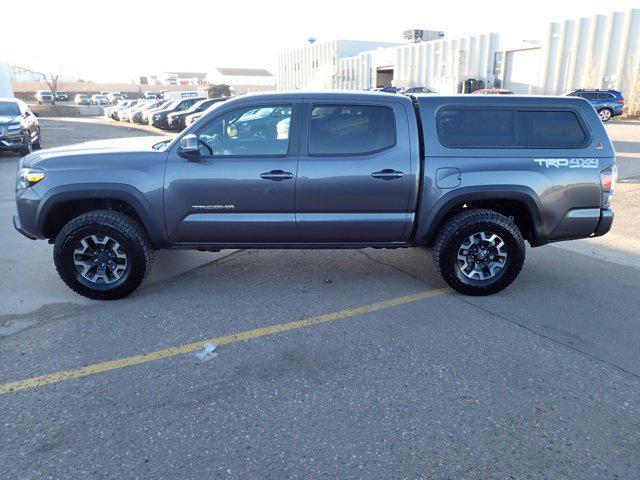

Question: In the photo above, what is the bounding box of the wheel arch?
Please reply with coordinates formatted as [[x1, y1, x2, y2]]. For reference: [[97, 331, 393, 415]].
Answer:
[[418, 186, 546, 247], [36, 184, 166, 246]]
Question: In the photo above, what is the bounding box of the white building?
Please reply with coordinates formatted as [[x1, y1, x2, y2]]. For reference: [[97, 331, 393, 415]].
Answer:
[[539, 8, 640, 97], [277, 40, 401, 90], [0, 60, 12, 97], [206, 68, 276, 93], [337, 33, 500, 94], [493, 44, 543, 94]]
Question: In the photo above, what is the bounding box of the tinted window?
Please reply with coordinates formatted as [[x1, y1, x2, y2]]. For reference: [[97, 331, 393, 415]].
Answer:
[[437, 109, 515, 147], [197, 104, 292, 156], [597, 93, 615, 100], [580, 92, 598, 100], [437, 108, 587, 148], [516, 111, 586, 146], [308, 105, 396, 155]]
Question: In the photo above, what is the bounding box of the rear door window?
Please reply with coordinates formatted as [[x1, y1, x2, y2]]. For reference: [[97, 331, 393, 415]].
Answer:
[[597, 93, 615, 100], [308, 104, 396, 155]]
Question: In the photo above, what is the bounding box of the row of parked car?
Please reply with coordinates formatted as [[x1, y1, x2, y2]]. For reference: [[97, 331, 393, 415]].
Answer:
[[104, 96, 228, 131], [35, 89, 170, 106]]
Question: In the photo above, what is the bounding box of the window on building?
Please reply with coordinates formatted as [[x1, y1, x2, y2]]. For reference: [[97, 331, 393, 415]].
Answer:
[[308, 105, 396, 155]]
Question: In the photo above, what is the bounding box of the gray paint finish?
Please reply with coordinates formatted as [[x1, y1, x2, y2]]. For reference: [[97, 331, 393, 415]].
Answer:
[[15, 91, 614, 249]]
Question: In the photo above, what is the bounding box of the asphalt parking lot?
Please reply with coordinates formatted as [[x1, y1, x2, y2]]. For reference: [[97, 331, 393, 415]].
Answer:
[[1, 118, 640, 478]]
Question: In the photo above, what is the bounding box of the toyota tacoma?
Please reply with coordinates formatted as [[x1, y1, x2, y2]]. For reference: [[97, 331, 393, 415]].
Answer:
[[14, 92, 616, 299]]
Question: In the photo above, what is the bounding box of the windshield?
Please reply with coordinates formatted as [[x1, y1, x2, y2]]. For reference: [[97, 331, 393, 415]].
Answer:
[[0, 102, 20, 116], [237, 107, 277, 121]]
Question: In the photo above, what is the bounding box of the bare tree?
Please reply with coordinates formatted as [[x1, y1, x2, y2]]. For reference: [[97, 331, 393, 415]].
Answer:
[[583, 60, 600, 90], [626, 70, 640, 118], [24, 68, 60, 103], [38, 72, 59, 101]]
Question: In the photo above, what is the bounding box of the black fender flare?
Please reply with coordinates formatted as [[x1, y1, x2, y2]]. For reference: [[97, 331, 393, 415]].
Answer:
[[417, 185, 547, 246], [36, 183, 166, 246]]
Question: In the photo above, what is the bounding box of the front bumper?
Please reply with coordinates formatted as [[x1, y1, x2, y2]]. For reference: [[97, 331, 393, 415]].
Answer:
[[0, 131, 25, 150], [13, 214, 37, 240]]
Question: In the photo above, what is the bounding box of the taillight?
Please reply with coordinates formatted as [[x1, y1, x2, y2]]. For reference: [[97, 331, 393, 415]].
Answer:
[[617, 99, 625, 104], [601, 165, 617, 191], [600, 165, 617, 208]]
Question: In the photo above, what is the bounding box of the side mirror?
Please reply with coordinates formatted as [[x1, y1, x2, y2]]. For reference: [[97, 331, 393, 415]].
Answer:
[[33, 112, 40, 117], [179, 133, 199, 155]]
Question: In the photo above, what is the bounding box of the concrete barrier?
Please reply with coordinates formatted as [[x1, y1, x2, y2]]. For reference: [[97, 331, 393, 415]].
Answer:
[[30, 104, 103, 117]]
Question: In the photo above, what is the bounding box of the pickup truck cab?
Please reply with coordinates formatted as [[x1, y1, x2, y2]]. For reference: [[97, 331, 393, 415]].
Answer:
[[14, 92, 616, 299]]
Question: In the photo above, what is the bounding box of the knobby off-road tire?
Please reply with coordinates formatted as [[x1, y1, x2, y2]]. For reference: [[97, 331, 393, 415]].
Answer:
[[433, 209, 525, 296], [54, 210, 153, 300]]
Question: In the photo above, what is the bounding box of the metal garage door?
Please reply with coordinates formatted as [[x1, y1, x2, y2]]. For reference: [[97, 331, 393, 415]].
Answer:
[[504, 48, 542, 94]]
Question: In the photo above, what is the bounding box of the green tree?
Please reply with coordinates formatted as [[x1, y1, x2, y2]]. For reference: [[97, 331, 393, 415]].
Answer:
[[208, 84, 231, 98]]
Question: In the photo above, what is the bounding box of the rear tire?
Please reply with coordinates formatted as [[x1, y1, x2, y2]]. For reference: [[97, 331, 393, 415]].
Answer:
[[433, 209, 525, 296], [598, 108, 613, 122], [53, 210, 153, 300]]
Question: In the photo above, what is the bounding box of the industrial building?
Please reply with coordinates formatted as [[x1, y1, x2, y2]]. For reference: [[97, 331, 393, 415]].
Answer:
[[277, 32, 500, 94], [277, 8, 640, 99], [0, 61, 12, 97], [336, 33, 499, 93], [206, 68, 276, 93], [277, 39, 401, 90], [539, 8, 640, 96]]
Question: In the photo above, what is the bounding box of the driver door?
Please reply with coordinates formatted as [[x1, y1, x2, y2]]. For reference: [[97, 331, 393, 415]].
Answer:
[[164, 101, 299, 244]]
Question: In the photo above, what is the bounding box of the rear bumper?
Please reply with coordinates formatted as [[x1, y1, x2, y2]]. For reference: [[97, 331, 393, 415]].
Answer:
[[592, 209, 614, 237], [545, 207, 614, 244]]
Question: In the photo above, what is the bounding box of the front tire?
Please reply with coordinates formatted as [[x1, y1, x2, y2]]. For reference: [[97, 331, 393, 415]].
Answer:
[[54, 211, 153, 300], [33, 131, 42, 150], [433, 209, 525, 296], [19, 138, 32, 156]]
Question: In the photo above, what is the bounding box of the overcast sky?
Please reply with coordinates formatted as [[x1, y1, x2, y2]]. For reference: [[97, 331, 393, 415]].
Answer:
[[1, 0, 639, 82]]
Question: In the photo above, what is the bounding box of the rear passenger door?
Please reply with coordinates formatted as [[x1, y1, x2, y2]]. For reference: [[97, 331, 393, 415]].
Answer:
[[296, 101, 413, 243]]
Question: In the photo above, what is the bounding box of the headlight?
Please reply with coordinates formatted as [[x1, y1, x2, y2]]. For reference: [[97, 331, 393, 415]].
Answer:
[[7, 123, 23, 131], [18, 168, 46, 189]]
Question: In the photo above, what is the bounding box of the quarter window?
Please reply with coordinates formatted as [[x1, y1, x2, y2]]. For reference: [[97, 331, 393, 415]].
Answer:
[[308, 105, 396, 155], [516, 111, 586, 146], [196, 104, 292, 156]]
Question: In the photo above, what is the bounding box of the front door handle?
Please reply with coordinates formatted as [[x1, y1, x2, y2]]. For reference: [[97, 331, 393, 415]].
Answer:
[[371, 169, 404, 180], [260, 170, 294, 181]]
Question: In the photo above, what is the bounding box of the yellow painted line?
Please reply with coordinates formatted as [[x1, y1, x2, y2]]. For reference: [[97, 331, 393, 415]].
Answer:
[[0, 287, 451, 396]]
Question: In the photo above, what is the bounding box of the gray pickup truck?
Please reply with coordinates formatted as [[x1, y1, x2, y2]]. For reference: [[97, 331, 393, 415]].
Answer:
[[14, 92, 616, 299]]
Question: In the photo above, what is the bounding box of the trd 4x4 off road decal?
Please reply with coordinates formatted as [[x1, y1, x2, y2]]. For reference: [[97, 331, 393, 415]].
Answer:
[[534, 158, 600, 169]]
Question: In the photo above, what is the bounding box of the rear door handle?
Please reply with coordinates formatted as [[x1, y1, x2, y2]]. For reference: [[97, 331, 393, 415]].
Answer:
[[260, 170, 294, 181], [371, 169, 404, 180]]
